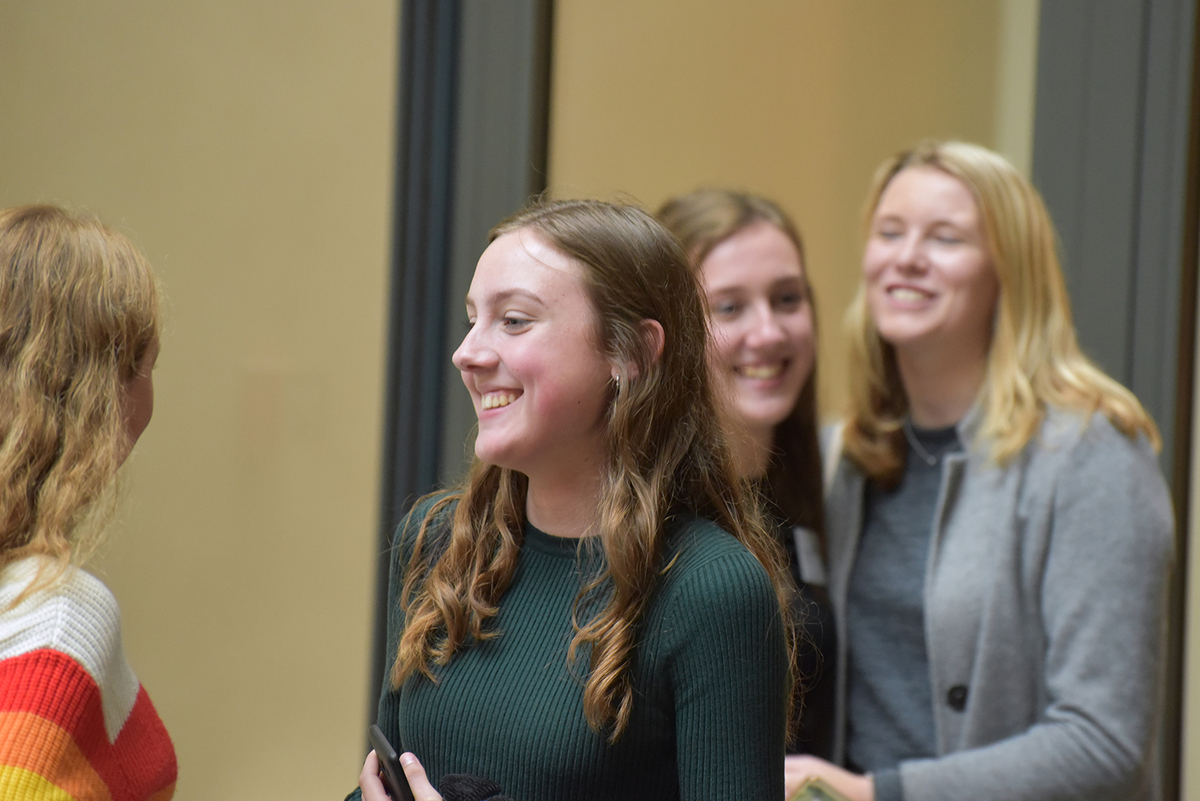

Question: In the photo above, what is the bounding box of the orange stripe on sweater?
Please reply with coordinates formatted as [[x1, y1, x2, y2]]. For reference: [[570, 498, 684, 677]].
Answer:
[[0, 650, 176, 800], [148, 781, 176, 801], [0, 710, 112, 801]]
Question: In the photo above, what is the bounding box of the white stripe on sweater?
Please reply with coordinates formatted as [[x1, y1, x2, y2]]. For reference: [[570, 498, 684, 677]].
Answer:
[[0, 557, 141, 742]]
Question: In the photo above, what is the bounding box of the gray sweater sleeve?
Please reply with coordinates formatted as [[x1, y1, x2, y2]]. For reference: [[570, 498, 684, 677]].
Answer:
[[872, 769, 902, 801], [897, 419, 1174, 801]]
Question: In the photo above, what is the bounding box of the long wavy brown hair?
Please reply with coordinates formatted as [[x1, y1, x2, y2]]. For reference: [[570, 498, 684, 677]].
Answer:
[[656, 188, 825, 544], [0, 204, 161, 597], [844, 141, 1159, 485], [392, 199, 795, 741]]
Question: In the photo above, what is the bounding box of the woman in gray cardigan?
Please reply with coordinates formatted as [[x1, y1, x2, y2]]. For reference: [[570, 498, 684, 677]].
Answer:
[[784, 141, 1174, 801]]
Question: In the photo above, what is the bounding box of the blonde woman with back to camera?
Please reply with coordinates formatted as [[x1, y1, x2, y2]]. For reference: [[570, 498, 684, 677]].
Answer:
[[0, 205, 176, 799], [785, 142, 1173, 801]]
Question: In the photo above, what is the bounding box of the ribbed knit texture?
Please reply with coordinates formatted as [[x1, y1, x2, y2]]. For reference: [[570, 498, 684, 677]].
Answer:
[[0, 558, 176, 800], [350, 502, 787, 801]]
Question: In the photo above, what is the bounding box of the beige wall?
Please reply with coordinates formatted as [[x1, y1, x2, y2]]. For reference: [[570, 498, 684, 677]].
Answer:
[[1186, 259, 1200, 798], [548, 0, 1037, 420], [0, 2, 395, 798], [32, 2, 1198, 800]]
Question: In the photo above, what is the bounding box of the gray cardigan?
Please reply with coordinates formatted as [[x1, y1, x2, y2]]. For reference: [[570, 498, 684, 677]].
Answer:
[[825, 405, 1174, 801]]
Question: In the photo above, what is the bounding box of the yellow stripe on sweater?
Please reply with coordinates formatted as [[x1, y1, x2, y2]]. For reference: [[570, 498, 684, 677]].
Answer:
[[0, 763, 79, 800], [0, 711, 111, 801]]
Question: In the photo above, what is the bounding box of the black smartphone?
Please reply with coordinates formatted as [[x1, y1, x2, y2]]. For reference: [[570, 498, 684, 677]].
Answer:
[[368, 724, 416, 801]]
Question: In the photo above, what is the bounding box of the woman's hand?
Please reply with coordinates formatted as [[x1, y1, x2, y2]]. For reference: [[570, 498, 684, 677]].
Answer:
[[359, 749, 443, 801], [783, 755, 874, 801]]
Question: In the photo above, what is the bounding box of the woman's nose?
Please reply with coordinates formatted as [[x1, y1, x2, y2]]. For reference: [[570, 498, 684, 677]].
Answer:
[[895, 235, 927, 272], [452, 324, 493, 371], [746, 306, 786, 346]]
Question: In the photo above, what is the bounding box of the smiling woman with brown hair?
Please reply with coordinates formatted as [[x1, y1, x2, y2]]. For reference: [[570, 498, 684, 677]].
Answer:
[[657, 189, 833, 758], [352, 198, 796, 801]]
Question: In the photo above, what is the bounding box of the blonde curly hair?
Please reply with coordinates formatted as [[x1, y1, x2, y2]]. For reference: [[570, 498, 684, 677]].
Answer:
[[0, 204, 161, 595]]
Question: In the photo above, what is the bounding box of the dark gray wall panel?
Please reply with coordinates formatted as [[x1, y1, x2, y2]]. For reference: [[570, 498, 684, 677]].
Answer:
[[1033, 0, 1195, 481], [372, 0, 551, 718], [1034, 1, 1197, 798], [439, 0, 553, 487], [1131, 0, 1198, 456], [1034, 1, 1146, 386]]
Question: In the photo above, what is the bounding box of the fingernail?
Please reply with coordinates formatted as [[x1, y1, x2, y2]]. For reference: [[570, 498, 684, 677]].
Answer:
[[400, 752, 416, 767]]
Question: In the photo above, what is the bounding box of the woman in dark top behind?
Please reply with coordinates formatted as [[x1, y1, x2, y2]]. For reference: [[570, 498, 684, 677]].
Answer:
[[658, 189, 834, 757]]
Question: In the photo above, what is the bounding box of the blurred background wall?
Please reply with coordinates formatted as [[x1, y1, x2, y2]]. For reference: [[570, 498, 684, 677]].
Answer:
[[3, 1, 1199, 799], [0, 2, 395, 798], [547, 0, 1038, 420]]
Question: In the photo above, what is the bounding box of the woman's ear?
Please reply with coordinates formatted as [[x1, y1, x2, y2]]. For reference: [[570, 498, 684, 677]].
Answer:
[[611, 319, 665, 381], [641, 318, 665, 366]]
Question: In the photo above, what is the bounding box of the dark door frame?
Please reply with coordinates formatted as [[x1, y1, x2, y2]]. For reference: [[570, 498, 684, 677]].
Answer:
[[1033, 1, 1199, 796], [372, 0, 553, 717]]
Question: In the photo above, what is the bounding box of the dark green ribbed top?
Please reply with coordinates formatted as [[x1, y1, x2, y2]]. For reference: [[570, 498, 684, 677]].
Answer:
[[351, 499, 787, 801]]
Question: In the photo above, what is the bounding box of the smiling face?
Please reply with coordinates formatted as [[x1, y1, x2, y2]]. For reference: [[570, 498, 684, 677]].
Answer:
[[452, 228, 615, 486], [864, 166, 999, 365], [699, 221, 814, 442]]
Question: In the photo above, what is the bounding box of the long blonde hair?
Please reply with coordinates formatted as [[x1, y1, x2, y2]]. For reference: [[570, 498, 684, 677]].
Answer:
[[393, 199, 795, 741], [0, 204, 161, 591], [844, 141, 1159, 483]]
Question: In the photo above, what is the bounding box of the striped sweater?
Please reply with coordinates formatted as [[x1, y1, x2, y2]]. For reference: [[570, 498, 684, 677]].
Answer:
[[0, 558, 176, 800]]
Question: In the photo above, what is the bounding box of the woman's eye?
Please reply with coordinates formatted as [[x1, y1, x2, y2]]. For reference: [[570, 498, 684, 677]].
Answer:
[[876, 227, 902, 240], [775, 292, 805, 310], [711, 302, 740, 318], [501, 316, 531, 330], [934, 232, 963, 245]]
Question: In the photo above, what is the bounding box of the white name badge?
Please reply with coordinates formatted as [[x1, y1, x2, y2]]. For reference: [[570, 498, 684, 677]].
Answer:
[[792, 525, 827, 587]]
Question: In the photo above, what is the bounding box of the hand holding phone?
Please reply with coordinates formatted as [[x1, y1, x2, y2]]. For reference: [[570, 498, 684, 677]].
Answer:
[[368, 724, 416, 801]]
